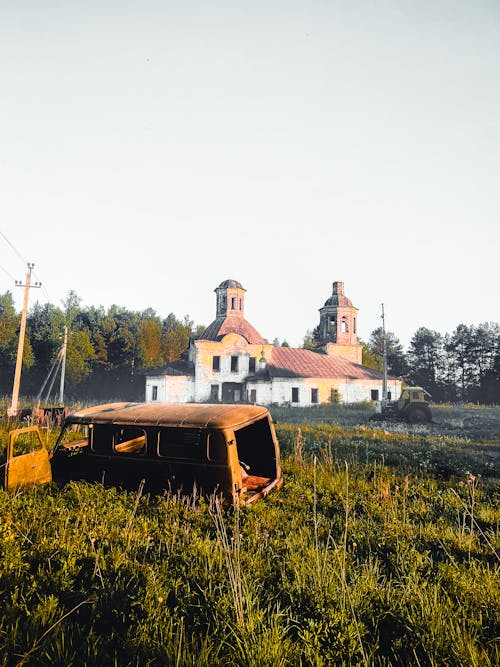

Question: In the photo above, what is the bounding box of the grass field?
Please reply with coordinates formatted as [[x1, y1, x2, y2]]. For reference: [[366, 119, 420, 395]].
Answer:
[[0, 404, 498, 666]]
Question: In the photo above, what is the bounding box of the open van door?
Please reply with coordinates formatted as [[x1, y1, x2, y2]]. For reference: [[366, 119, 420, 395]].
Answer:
[[5, 426, 52, 490]]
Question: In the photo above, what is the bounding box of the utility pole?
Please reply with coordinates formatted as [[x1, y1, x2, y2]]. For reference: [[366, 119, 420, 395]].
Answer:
[[381, 303, 388, 405], [59, 326, 68, 404], [8, 263, 41, 417]]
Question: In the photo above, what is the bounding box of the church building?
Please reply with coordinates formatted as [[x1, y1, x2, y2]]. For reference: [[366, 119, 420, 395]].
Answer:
[[145, 280, 401, 406]]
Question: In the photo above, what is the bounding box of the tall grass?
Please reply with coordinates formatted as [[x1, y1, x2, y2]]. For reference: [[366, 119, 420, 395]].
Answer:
[[0, 410, 498, 665]]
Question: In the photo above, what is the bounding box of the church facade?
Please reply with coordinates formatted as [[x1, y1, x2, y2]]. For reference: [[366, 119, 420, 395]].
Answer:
[[145, 280, 401, 406]]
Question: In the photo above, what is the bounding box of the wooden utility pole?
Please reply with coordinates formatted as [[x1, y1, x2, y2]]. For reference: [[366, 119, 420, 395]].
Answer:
[[59, 326, 68, 404], [381, 303, 388, 405], [8, 263, 41, 417]]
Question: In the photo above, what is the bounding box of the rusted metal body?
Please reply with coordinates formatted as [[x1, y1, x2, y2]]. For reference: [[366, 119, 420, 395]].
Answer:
[[5, 403, 283, 504]]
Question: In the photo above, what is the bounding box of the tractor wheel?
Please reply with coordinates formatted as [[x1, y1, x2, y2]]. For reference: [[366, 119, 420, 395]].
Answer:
[[406, 407, 430, 424]]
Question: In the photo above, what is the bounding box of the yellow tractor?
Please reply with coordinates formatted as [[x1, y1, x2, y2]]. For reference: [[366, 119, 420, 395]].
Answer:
[[370, 386, 433, 424]]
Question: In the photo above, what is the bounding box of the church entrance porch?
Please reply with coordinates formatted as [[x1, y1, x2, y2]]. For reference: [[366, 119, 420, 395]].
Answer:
[[222, 382, 244, 403]]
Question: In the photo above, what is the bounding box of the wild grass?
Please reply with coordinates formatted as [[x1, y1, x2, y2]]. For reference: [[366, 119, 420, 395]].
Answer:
[[0, 406, 498, 666]]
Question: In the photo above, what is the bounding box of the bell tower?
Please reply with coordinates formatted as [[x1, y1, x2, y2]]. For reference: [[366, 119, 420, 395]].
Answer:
[[318, 281, 362, 363], [215, 279, 246, 318]]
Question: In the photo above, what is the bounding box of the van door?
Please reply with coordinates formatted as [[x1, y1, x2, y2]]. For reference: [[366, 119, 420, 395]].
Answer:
[[5, 426, 52, 490]]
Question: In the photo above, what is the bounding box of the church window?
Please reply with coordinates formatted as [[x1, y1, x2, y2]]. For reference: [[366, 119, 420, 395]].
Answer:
[[249, 357, 256, 373], [151, 385, 158, 401], [231, 297, 236, 309], [231, 355, 239, 372], [311, 388, 318, 404], [330, 388, 339, 403], [292, 387, 299, 403], [353, 317, 357, 333], [212, 356, 220, 372], [342, 317, 348, 333]]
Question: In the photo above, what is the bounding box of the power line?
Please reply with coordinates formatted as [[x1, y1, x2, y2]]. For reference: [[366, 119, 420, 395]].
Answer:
[[0, 230, 53, 303], [0, 264, 15, 281], [0, 230, 27, 265]]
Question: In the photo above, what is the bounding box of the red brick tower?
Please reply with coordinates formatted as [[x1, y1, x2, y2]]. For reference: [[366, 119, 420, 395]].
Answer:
[[318, 282, 362, 363]]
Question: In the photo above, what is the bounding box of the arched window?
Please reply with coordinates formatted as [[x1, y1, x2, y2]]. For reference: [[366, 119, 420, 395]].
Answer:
[[353, 317, 357, 333], [341, 317, 348, 333]]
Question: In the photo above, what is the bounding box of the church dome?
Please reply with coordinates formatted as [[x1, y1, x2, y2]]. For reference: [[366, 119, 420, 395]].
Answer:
[[323, 281, 354, 308], [216, 279, 245, 290], [324, 294, 353, 308]]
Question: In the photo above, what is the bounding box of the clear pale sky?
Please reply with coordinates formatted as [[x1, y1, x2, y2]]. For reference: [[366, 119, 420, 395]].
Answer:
[[1, 0, 499, 349]]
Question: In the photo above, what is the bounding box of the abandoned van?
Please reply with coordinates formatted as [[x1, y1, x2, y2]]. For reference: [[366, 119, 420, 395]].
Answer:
[[5, 402, 283, 504]]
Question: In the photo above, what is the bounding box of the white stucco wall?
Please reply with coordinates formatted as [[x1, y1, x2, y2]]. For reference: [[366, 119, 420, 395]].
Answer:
[[145, 336, 402, 406], [245, 377, 401, 406], [192, 335, 272, 403], [145, 376, 194, 403]]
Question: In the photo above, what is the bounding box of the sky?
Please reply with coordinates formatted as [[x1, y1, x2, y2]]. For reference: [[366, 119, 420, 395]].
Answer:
[[1, 0, 499, 349]]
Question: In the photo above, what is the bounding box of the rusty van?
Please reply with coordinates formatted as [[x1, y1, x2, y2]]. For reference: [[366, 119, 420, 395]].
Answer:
[[4, 402, 283, 504]]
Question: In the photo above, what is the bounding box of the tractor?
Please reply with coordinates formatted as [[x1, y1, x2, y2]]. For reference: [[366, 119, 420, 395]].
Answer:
[[370, 386, 432, 423]]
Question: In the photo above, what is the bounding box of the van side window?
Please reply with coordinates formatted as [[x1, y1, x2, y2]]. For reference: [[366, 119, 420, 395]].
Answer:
[[113, 427, 146, 455], [207, 431, 227, 463], [91, 425, 146, 456], [91, 425, 113, 454], [158, 428, 205, 461]]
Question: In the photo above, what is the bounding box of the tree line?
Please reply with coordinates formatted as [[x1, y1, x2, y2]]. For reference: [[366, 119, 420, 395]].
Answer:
[[0, 291, 203, 402], [1, 289, 499, 404], [361, 324, 500, 404]]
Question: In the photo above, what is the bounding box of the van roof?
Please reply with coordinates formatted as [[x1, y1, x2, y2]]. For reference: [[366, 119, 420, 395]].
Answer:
[[65, 402, 271, 429]]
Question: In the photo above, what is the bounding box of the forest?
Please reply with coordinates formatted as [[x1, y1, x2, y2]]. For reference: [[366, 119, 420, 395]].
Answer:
[[0, 290, 499, 404]]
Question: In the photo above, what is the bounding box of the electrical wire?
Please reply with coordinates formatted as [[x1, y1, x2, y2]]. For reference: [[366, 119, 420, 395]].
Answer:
[[0, 264, 15, 281], [0, 230, 27, 265], [0, 230, 53, 303]]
